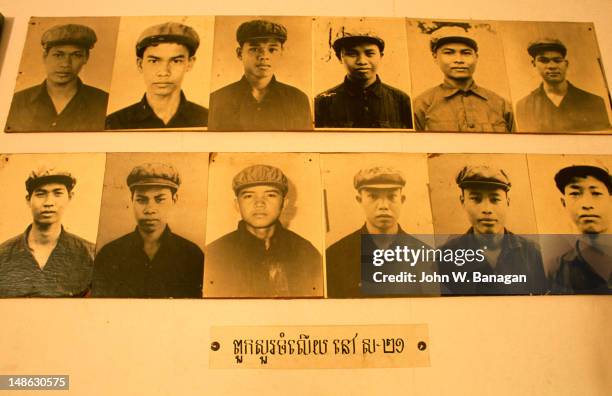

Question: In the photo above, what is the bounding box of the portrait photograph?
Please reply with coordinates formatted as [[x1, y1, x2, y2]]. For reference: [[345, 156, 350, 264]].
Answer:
[[313, 17, 414, 130], [0, 153, 106, 297], [207, 16, 313, 131], [499, 21, 612, 133], [5, 17, 120, 132], [105, 16, 214, 131], [527, 154, 612, 280], [93, 152, 209, 298], [204, 152, 324, 298], [406, 19, 514, 133]]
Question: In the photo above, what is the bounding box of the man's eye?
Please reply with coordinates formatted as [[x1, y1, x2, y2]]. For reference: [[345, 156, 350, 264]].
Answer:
[[148, 59, 157, 64], [173, 58, 184, 63]]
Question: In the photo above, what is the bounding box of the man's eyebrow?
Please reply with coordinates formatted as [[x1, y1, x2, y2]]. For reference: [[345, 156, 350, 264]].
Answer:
[[146, 55, 161, 59], [170, 54, 186, 59]]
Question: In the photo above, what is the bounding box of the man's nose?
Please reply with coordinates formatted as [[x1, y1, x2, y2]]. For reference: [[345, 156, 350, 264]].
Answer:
[[257, 49, 270, 60], [355, 54, 367, 64], [156, 61, 171, 75], [480, 201, 493, 214]]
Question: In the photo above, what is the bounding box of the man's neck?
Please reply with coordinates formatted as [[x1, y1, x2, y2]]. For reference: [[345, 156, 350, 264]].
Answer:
[[145, 90, 181, 125], [444, 77, 474, 91], [138, 225, 166, 261], [46, 79, 79, 114], [245, 74, 273, 102], [365, 222, 398, 235], [543, 80, 568, 96], [347, 74, 377, 89], [28, 222, 62, 246], [245, 222, 277, 250], [473, 230, 504, 249], [578, 235, 612, 282]]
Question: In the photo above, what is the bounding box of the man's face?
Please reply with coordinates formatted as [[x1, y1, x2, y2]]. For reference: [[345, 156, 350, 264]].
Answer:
[[27, 182, 72, 226], [237, 38, 283, 80], [434, 42, 478, 81], [132, 186, 177, 234], [235, 185, 285, 229], [340, 43, 382, 82], [561, 176, 611, 234], [356, 188, 405, 232], [137, 43, 194, 97], [461, 187, 509, 235], [43, 44, 88, 85], [532, 50, 568, 84]]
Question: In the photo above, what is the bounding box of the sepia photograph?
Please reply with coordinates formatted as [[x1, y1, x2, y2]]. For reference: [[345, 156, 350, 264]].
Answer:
[[0, 153, 106, 297], [427, 153, 547, 295], [406, 19, 514, 133], [92, 152, 208, 298], [208, 16, 313, 131], [5, 17, 120, 132], [313, 17, 413, 130], [528, 154, 611, 294], [499, 21, 612, 133], [321, 153, 436, 297], [105, 16, 214, 131], [204, 152, 324, 298]]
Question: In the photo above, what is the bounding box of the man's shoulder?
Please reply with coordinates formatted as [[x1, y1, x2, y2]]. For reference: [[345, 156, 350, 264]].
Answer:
[[12, 84, 43, 102], [379, 82, 410, 100], [439, 232, 471, 250], [517, 86, 541, 107], [96, 232, 136, 257], [206, 230, 240, 253], [414, 85, 445, 105], [0, 234, 24, 257], [62, 230, 95, 255], [327, 228, 362, 254], [210, 80, 245, 100], [81, 84, 109, 101], [273, 80, 309, 100], [568, 83, 606, 103], [168, 231, 204, 256], [105, 101, 143, 125], [476, 85, 510, 104], [315, 82, 346, 101]]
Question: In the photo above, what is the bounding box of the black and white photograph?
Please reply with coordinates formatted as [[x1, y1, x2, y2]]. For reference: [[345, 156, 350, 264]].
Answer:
[[322, 153, 436, 297], [406, 19, 515, 133], [207, 16, 313, 131], [427, 153, 547, 295], [105, 16, 213, 130], [500, 22, 612, 133], [528, 154, 611, 294], [0, 153, 106, 297], [92, 153, 208, 298], [313, 17, 413, 130], [204, 153, 324, 298], [5, 17, 119, 132]]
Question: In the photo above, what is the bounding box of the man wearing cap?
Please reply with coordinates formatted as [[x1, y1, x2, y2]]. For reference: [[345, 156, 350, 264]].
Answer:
[[5, 24, 109, 132], [314, 29, 413, 129], [92, 163, 204, 298], [438, 165, 547, 295], [105, 22, 208, 130], [204, 164, 322, 297], [0, 167, 95, 297], [207, 19, 312, 131], [326, 167, 438, 298], [551, 162, 611, 294], [413, 25, 515, 132], [516, 38, 610, 132]]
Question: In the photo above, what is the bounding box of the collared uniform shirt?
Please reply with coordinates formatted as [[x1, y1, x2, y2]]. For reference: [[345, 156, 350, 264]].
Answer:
[[105, 91, 208, 130], [5, 79, 108, 132], [438, 228, 548, 295], [516, 82, 611, 132], [314, 76, 413, 129], [92, 226, 204, 298], [325, 224, 439, 298], [0, 225, 95, 297], [204, 221, 322, 297], [552, 240, 611, 295], [208, 76, 312, 131], [413, 81, 515, 132]]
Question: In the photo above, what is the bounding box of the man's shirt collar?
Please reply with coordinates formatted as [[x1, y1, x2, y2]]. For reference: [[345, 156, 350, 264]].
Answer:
[[440, 80, 489, 100]]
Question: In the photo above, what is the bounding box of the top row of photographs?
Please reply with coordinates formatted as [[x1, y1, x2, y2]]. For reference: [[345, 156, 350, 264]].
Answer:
[[5, 16, 612, 134]]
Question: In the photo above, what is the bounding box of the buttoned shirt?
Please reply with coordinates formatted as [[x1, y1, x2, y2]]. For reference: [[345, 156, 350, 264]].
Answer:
[[0, 225, 95, 297], [208, 76, 312, 131], [552, 240, 611, 295], [92, 226, 204, 298], [516, 82, 611, 132], [314, 76, 413, 129], [105, 91, 208, 130], [438, 228, 548, 295], [5, 79, 108, 132], [325, 224, 439, 298], [413, 81, 515, 132], [204, 221, 322, 297]]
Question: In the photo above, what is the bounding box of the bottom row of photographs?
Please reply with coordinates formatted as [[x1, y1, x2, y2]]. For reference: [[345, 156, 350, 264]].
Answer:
[[0, 152, 610, 298]]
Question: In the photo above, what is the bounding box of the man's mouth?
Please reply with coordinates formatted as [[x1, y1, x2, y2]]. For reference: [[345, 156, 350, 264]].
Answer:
[[579, 215, 601, 222], [41, 211, 56, 215], [478, 218, 497, 224], [451, 67, 469, 71]]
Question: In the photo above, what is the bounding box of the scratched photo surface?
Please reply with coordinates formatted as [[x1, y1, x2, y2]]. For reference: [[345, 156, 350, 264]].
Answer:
[[5, 17, 120, 132], [312, 17, 414, 130], [204, 152, 324, 298], [499, 21, 612, 133], [105, 16, 214, 130]]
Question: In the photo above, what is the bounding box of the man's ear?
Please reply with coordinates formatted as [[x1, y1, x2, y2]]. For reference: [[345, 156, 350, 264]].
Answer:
[[236, 46, 243, 60], [459, 193, 465, 206], [560, 197, 566, 208], [530, 58, 536, 67], [401, 194, 406, 204], [186, 56, 196, 72], [355, 193, 362, 204], [68, 191, 75, 201], [136, 57, 143, 73], [172, 192, 179, 204], [233, 198, 240, 213]]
